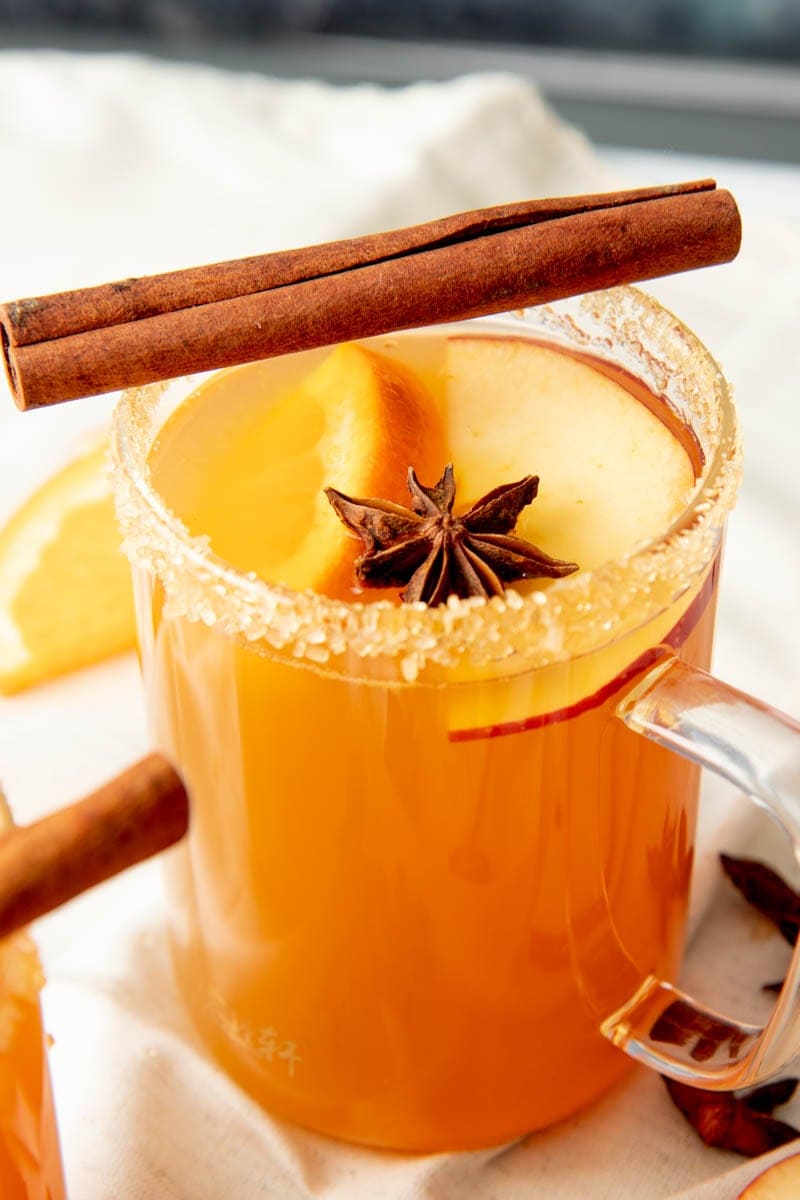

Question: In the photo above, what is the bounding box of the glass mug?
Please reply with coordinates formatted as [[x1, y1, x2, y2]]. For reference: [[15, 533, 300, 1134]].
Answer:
[[111, 287, 800, 1151]]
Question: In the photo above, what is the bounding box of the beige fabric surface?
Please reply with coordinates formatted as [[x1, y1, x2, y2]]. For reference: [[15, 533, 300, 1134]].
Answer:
[[0, 50, 799, 1200]]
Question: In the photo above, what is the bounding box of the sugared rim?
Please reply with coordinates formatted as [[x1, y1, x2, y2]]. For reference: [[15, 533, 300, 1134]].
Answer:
[[110, 286, 741, 680]]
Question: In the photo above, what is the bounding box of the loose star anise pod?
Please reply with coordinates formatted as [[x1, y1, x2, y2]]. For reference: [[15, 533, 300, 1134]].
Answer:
[[663, 1076, 800, 1157], [720, 853, 800, 946], [719, 852, 800, 995], [325, 464, 578, 605]]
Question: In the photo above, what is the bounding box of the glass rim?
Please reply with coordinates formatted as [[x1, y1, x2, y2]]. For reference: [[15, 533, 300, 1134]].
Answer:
[[110, 286, 742, 680]]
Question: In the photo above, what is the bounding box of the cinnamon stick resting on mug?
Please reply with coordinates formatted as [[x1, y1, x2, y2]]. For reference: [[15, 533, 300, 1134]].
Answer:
[[0, 755, 188, 940], [0, 179, 741, 410]]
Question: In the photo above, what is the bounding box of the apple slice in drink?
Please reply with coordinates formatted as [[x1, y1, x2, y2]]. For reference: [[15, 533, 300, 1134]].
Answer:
[[442, 336, 697, 740], [445, 571, 713, 740]]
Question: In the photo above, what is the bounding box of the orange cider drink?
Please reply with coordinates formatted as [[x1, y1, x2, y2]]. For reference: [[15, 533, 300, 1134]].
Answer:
[[0, 802, 66, 1199], [112, 291, 738, 1150]]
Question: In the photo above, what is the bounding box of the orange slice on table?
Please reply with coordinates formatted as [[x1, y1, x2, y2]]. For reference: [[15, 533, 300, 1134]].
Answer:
[[162, 343, 442, 596], [0, 440, 136, 695]]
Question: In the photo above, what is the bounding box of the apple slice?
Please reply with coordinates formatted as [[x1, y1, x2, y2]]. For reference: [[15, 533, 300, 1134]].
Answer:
[[739, 1153, 800, 1198], [446, 564, 715, 740], [443, 335, 699, 739], [443, 336, 695, 573]]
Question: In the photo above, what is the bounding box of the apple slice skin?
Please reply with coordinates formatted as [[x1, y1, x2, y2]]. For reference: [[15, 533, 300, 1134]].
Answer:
[[739, 1152, 800, 1199], [448, 556, 718, 743]]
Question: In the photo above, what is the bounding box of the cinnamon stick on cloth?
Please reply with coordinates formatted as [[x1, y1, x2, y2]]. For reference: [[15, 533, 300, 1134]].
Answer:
[[0, 755, 188, 940], [1, 179, 740, 410]]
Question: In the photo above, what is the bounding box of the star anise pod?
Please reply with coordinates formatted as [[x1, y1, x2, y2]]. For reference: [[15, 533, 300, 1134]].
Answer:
[[720, 853, 800, 946], [663, 1076, 800, 1157], [718, 852, 800, 996], [324, 464, 578, 605]]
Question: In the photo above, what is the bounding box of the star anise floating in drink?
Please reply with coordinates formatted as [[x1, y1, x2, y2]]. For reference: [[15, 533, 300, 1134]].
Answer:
[[325, 464, 578, 605]]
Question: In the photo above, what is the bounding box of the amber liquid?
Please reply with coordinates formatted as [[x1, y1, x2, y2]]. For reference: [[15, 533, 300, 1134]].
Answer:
[[0, 939, 66, 1199], [139, 335, 717, 1150]]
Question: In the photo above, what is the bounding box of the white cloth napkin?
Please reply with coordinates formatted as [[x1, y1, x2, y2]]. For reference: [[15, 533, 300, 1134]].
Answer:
[[1, 50, 799, 1200]]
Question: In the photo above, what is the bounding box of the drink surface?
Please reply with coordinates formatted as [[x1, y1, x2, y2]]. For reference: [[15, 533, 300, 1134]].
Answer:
[[149, 334, 696, 602], [0, 804, 65, 1199], [139, 333, 717, 1149]]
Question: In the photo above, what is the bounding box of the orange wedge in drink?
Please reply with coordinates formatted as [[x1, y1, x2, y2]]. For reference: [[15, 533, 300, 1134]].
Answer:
[[0, 439, 136, 694], [153, 343, 442, 596]]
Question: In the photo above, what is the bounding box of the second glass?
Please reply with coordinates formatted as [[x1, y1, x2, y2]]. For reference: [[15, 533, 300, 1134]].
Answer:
[[0, 799, 65, 1199]]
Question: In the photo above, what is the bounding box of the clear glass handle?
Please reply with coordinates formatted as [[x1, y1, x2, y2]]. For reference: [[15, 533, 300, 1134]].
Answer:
[[606, 656, 800, 1088]]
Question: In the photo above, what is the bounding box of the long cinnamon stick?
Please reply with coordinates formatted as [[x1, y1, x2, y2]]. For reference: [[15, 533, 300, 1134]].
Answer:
[[0, 754, 188, 941], [2, 179, 718, 346], [0, 180, 740, 411]]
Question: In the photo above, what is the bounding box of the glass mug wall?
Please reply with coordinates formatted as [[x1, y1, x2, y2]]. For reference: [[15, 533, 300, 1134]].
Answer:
[[112, 288, 800, 1151]]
